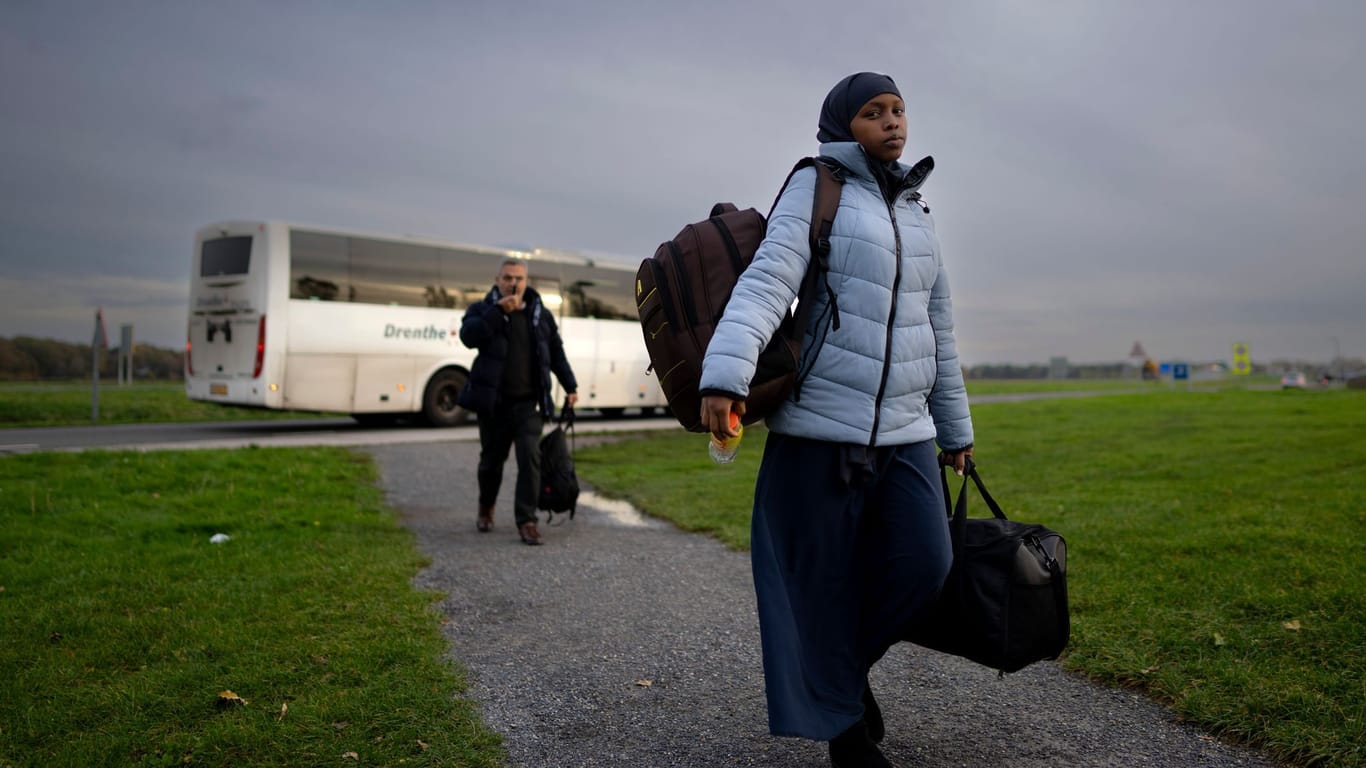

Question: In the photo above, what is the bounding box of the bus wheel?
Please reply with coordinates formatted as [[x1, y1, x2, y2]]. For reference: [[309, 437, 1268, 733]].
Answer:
[[423, 369, 470, 427]]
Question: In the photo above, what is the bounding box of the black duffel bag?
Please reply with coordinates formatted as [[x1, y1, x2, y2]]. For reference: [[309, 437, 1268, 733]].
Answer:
[[907, 460, 1069, 674]]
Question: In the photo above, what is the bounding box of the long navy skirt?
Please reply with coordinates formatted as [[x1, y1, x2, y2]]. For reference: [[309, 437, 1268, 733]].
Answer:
[[750, 432, 952, 740]]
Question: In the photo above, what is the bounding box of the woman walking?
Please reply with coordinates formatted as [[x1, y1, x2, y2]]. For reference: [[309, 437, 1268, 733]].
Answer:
[[700, 72, 975, 768]]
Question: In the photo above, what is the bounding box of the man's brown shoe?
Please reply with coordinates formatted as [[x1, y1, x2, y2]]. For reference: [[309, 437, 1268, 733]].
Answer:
[[476, 506, 494, 533], [518, 521, 543, 546]]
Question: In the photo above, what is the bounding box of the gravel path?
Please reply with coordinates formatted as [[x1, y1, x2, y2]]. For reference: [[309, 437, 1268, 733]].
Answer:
[[367, 440, 1284, 768]]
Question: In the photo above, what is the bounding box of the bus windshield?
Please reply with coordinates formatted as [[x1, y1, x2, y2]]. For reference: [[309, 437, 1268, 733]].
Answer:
[[201, 236, 252, 277]]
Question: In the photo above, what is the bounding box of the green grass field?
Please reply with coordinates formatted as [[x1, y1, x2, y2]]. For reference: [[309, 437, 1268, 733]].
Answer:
[[964, 374, 1280, 396], [572, 388, 1365, 768], [0, 382, 339, 428], [1, 385, 1360, 767], [0, 448, 502, 767], [967, 377, 1153, 395], [0, 376, 1263, 429]]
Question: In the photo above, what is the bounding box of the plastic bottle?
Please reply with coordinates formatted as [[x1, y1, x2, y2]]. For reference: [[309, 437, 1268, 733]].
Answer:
[[708, 411, 744, 464]]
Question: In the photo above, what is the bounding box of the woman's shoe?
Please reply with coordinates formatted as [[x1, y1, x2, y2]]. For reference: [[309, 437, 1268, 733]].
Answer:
[[864, 676, 884, 743], [828, 720, 892, 768]]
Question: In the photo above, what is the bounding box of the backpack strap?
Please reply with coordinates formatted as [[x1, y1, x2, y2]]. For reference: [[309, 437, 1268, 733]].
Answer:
[[765, 156, 845, 326], [767, 157, 845, 403], [804, 158, 844, 331]]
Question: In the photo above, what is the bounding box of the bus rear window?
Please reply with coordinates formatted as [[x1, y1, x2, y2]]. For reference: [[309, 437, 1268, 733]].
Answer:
[[201, 236, 253, 277]]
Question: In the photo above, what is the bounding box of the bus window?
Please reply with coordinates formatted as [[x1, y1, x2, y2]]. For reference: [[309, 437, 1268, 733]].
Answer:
[[438, 247, 507, 309], [201, 236, 253, 277], [290, 230, 349, 301], [349, 237, 438, 307], [560, 263, 635, 320], [532, 276, 563, 313]]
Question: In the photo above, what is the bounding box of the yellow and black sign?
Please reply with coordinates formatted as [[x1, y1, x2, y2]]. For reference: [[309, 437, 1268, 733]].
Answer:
[[1232, 342, 1251, 375]]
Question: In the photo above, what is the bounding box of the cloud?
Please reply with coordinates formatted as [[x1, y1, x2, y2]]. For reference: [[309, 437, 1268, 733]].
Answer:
[[0, 276, 187, 347], [1, 0, 1363, 363]]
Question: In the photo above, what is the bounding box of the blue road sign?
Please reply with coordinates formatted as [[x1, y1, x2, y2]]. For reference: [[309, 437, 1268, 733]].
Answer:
[[1173, 363, 1189, 381]]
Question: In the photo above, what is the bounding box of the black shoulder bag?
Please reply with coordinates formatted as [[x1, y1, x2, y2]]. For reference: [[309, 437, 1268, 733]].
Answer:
[[907, 460, 1070, 674], [537, 399, 579, 523]]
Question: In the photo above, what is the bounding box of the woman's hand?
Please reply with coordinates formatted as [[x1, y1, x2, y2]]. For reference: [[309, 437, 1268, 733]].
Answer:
[[939, 446, 974, 476], [700, 395, 745, 439]]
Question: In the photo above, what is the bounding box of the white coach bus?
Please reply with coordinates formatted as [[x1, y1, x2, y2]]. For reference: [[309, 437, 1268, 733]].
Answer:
[[186, 220, 666, 425]]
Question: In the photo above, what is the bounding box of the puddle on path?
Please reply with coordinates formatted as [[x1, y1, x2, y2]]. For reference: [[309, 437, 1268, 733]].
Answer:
[[576, 490, 664, 529]]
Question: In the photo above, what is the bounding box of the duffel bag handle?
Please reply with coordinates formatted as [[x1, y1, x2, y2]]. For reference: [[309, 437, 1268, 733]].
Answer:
[[966, 464, 1007, 521], [940, 458, 1009, 524]]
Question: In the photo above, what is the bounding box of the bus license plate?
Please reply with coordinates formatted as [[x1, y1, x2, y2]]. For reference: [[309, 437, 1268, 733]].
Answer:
[[210, 383, 228, 396]]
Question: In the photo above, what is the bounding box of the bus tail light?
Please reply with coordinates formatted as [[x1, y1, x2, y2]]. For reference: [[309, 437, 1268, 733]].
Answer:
[[186, 334, 194, 376], [253, 316, 267, 379]]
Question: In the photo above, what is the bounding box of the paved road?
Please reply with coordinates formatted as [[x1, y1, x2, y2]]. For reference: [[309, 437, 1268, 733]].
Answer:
[[0, 415, 678, 454], [0, 389, 1144, 455], [369, 440, 1284, 768]]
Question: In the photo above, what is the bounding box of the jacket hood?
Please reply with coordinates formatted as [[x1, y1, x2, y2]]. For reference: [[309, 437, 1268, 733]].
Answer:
[[818, 142, 934, 193]]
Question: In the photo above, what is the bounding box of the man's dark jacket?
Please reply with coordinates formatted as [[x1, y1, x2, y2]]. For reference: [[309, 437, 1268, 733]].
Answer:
[[458, 285, 577, 418]]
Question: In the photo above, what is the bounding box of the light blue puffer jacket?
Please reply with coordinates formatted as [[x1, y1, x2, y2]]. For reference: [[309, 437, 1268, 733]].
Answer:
[[700, 142, 973, 449]]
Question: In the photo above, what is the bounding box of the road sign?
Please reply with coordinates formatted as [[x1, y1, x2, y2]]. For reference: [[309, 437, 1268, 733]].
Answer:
[[92, 308, 109, 349], [92, 309, 108, 422], [119, 324, 134, 385], [1232, 342, 1250, 375], [1173, 363, 1189, 381]]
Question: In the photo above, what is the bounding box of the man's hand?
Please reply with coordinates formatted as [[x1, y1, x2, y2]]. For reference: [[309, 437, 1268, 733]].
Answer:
[[497, 294, 523, 314], [565, 393, 579, 407]]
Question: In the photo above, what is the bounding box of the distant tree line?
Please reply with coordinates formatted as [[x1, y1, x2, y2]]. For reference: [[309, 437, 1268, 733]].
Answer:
[[6, 333, 1354, 385], [0, 336, 184, 381], [966, 362, 1136, 379], [967, 359, 1365, 380]]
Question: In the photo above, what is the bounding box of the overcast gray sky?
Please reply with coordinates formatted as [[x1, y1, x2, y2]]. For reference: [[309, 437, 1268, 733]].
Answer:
[[2, 0, 1362, 365]]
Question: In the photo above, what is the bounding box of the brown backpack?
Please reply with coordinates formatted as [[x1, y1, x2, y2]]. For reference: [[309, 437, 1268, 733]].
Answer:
[[634, 157, 845, 433]]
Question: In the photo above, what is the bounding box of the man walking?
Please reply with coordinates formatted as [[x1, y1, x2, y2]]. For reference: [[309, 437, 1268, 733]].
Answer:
[[458, 258, 578, 545]]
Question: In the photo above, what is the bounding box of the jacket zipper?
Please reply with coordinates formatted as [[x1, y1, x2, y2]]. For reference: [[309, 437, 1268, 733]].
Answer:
[[868, 200, 903, 448]]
